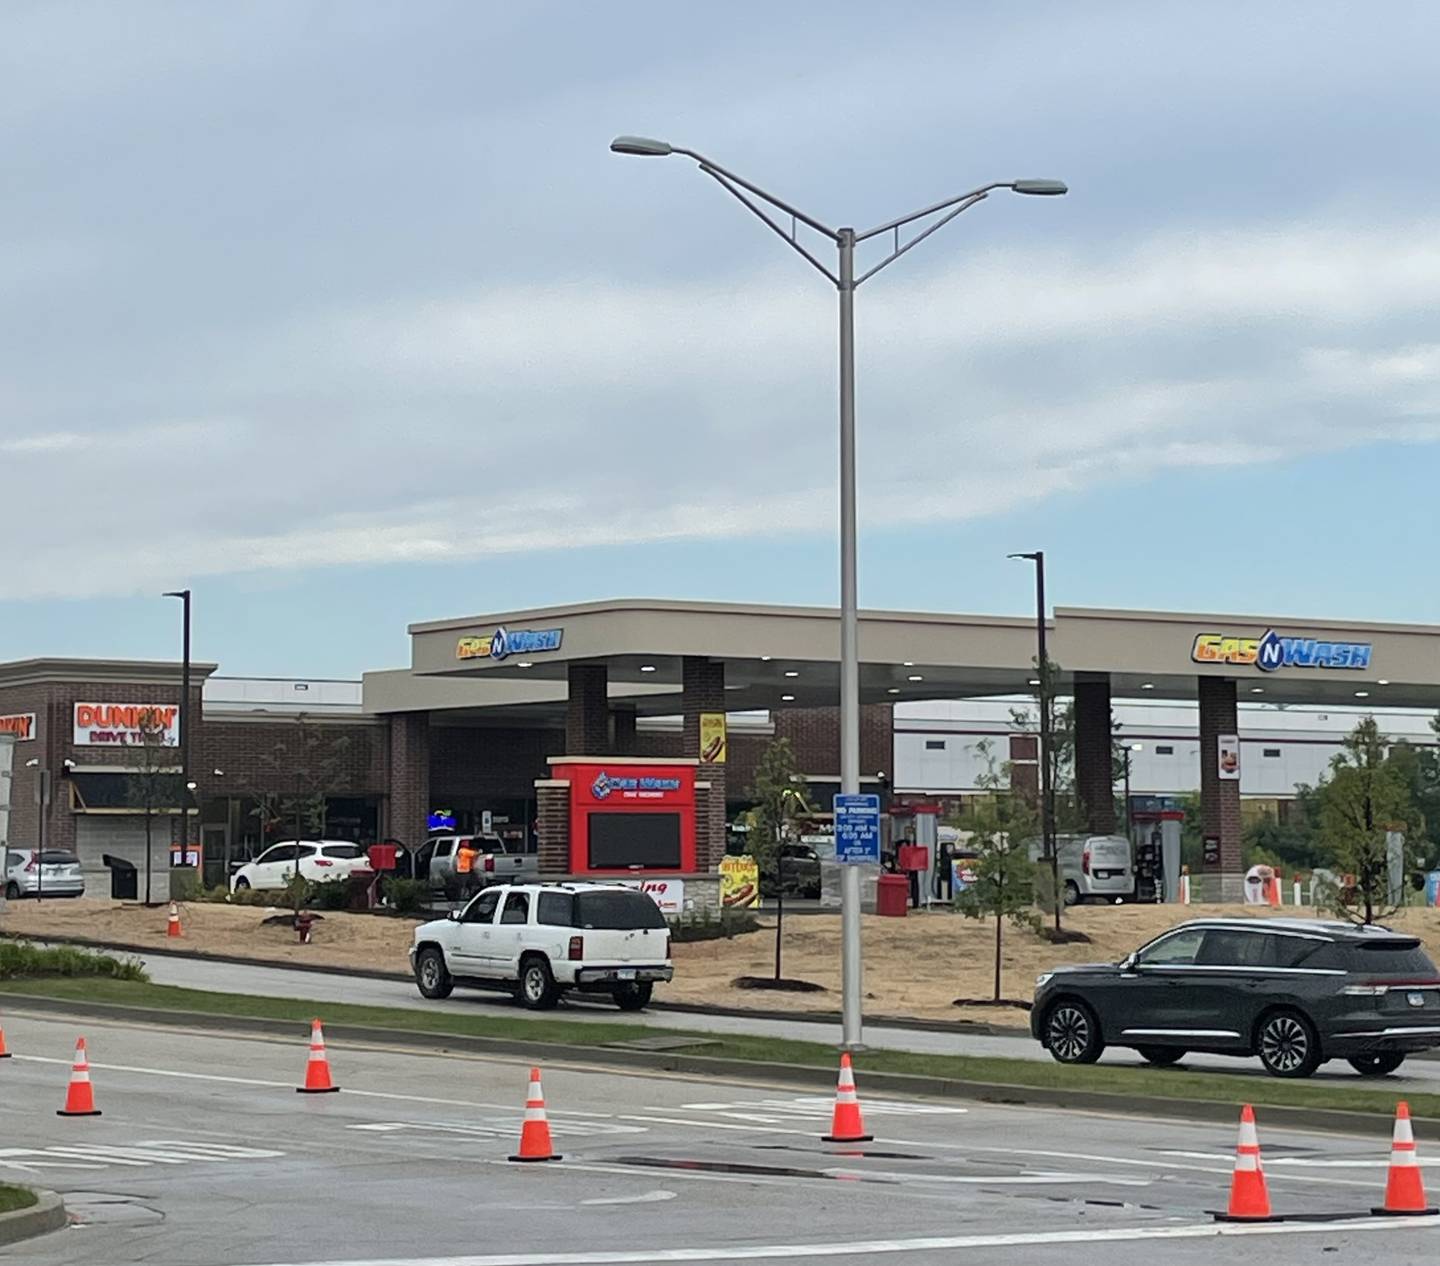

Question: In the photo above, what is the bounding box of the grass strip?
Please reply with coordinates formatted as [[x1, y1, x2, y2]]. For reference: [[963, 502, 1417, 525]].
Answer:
[[5, 976, 1439, 1121], [0, 1186, 37, 1215]]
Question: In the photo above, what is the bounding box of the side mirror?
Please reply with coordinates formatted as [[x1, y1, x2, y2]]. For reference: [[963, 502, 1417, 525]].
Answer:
[[1120, 953, 1137, 970], [447, 910, 459, 922]]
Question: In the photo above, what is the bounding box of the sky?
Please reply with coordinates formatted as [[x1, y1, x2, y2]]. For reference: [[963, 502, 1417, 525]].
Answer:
[[3, 1, 1440, 679]]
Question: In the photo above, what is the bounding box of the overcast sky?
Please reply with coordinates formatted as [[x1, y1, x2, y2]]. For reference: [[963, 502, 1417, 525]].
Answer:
[[3, 1, 1439, 677]]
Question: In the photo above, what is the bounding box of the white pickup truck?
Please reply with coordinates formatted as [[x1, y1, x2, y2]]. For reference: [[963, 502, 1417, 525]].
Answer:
[[410, 882, 674, 1011]]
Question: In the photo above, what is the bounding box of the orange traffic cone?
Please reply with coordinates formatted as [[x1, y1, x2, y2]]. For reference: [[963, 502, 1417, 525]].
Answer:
[[1373, 1102, 1438, 1216], [822, 1052, 873, 1143], [1215, 1104, 1272, 1221], [0, 1013, 11, 1059], [509, 1067, 561, 1162], [166, 902, 182, 938], [57, 1037, 102, 1117], [296, 1019, 339, 1094]]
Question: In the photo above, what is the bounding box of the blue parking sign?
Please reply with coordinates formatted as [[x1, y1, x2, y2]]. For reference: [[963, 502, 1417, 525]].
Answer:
[[834, 793, 881, 864]]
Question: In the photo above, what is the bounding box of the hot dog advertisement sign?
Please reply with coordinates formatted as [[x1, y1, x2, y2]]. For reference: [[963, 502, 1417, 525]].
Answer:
[[720, 854, 760, 908], [699, 712, 727, 764]]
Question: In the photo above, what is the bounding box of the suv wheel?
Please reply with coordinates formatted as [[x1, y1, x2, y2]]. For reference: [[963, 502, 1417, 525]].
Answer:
[[519, 956, 559, 1010], [233, 877, 250, 891], [1045, 1000, 1104, 1064], [1136, 1045, 1186, 1067], [612, 982, 653, 1012], [1062, 881, 1081, 907], [4, 881, 20, 901], [415, 947, 453, 1000], [1257, 1009, 1322, 1078], [1347, 1052, 1406, 1077]]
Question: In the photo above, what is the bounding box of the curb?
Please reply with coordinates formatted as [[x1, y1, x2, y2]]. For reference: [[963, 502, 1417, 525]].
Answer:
[[0, 1189, 66, 1247], [0, 931, 1031, 1037], [0, 990, 1423, 1140]]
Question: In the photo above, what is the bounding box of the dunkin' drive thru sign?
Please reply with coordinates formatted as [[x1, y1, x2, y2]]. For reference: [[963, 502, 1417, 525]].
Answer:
[[73, 703, 180, 747]]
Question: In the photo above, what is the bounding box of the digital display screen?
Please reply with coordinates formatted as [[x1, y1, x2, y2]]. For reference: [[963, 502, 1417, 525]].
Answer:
[[587, 812, 681, 869]]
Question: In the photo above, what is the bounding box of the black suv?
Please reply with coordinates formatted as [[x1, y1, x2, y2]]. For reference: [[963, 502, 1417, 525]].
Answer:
[[1032, 918, 1440, 1078]]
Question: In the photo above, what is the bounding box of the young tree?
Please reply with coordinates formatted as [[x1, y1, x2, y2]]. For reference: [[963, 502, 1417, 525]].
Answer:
[[954, 740, 1041, 1001], [124, 713, 179, 904], [746, 737, 810, 982], [1317, 718, 1421, 924]]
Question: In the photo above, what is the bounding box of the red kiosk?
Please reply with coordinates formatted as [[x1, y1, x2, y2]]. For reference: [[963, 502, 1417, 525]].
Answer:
[[565, 762, 699, 875]]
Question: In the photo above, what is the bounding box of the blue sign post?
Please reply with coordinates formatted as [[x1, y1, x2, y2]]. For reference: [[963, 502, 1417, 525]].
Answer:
[[834, 793, 881, 865]]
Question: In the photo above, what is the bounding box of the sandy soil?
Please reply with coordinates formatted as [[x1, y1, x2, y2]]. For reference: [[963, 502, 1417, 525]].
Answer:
[[6, 897, 1439, 1028]]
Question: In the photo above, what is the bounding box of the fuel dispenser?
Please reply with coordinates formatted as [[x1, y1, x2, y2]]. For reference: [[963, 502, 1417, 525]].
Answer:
[[1130, 798, 1184, 903]]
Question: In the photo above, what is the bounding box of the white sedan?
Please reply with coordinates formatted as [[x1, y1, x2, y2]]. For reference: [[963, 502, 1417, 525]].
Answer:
[[230, 841, 370, 892]]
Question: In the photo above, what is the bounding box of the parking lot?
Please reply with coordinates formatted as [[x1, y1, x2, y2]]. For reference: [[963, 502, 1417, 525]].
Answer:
[[2, 1011, 1438, 1265]]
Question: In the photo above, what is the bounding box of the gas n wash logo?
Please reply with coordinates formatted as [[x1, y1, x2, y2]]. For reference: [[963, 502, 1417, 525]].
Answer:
[[456, 626, 563, 662], [1191, 629, 1373, 673]]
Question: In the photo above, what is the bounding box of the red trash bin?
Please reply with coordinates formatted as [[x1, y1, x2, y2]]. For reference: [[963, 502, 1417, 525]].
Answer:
[[876, 873, 909, 917]]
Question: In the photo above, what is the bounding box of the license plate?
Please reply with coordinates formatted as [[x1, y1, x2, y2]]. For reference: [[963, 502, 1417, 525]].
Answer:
[[615, 969, 636, 981], [1409, 992, 1426, 1008]]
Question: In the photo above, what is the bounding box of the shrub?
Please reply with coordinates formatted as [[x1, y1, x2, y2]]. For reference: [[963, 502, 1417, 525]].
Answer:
[[381, 877, 428, 915], [170, 872, 203, 902], [668, 908, 761, 943], [0, 941, 148, 982], [309, 878, 353, 911]]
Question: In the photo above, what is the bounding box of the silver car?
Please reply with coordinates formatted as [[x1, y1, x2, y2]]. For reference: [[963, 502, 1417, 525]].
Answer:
[[4, 849, 86, 899]]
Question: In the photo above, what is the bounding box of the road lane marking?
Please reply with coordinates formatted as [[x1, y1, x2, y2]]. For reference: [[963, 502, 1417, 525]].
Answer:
[[349, 1120, 645, 1140], [825, 1167, 1151, 1187], [992, 1146, 1385, 1188], [0, 1141, 283, 1172], [1160, 1150, 1440, 1168], [234, 1214, 1440, 1264], [679, 1097, 968, 1123], [580, 1191, 676, 1206]]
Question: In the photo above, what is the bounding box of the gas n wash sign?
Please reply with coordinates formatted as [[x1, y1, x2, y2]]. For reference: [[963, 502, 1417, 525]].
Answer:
[[73, 703, 180, 747]]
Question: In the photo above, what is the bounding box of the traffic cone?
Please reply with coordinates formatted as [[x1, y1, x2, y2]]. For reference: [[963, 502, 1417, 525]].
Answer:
[[166, 902, 182, 938], [0, 1013, 11, 1059], [56, 1037, 102, 1117], [822, 1052, 873, 1143], [509, 1067, 561, 1162], [1373, 1102, 1438, 1216], [296, 1019, 340, 1094], [1215, 1104, 1272, 1220]]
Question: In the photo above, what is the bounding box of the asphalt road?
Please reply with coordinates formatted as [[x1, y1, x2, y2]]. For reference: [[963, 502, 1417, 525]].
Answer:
[[2, 1010, 1438, 1266], [129, 953, 1440, 1092]]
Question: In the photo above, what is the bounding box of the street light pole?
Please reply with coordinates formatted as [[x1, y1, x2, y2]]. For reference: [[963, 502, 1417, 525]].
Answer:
[[611, 136, 1066, 1048], [164, 589, 192, 902]]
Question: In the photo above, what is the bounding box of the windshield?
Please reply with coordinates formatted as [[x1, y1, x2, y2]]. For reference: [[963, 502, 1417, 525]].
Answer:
[[320, 844, 362, 859], [40, 850, 80, 865], [574, 890, 668, 930], [1349, 940, 1437, 976]]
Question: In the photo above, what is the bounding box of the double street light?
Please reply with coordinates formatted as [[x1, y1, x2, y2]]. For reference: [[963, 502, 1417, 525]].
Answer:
[[612, 136, 1067, 1047]]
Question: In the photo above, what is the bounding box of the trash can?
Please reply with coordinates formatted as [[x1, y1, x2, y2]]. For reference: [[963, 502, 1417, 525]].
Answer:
[[102, 854, 138, 901], [876, 873, 909, 918]]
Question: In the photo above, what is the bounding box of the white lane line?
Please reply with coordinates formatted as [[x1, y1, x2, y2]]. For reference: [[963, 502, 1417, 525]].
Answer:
[[826, 1168, 1151, 1187], [1161, 1150, 1440, 1169], [233, 1214, 1440, 1265], [581, 1191, 677, 1206], [993, 1146, 1384, 1189], [8, 1054, 608, 1116]]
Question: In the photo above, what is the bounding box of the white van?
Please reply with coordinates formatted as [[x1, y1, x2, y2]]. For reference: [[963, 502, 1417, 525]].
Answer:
[[1029, 834, 1134, 906]]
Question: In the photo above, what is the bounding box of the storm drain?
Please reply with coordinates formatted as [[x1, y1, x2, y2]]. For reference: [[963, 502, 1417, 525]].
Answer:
[[604, 1037, 721, 1052]]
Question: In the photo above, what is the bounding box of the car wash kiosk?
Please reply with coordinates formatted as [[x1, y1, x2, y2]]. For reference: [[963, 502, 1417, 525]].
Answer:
[[382, 599, 1440, 906]]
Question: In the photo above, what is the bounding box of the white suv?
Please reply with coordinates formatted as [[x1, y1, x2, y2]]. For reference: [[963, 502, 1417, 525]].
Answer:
[[229, 840, 369, 891], [410, 882, 673, 1011]]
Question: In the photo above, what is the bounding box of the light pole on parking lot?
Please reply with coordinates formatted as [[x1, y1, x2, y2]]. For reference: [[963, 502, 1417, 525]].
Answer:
[[611, 136, 1067, 1048]]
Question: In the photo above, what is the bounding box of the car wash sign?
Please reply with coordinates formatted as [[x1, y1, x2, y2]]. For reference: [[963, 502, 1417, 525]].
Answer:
[[456, 625, 563, 662], [1192, 629, 1373, 674]]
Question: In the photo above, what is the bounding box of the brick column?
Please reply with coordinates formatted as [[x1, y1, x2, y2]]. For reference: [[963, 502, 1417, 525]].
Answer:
[[566, 664, 609, 755], [1198, 676, 1242, 887], [611, 704, 638, 755], [386, 712, 430, 844], [1074, 675, 1116, 834], [682, 657, 726, 871], [536, 780, 571, 876]]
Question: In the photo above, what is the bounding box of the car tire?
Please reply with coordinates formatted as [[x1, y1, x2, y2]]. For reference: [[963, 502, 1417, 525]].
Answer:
[[1044, 999, 1104, 1064], [1062, 881, 1081, 907], [612, 982, 654, 1012], [1257, 1009, 1323, 1078], [1136, 1045, 1187, 1067], [1347, 1052, 1406, 1077], [233, 877, 250, 891], [519, 955, 559, 1010], [415, 947, 454, 1000], [4, 881, 20, 901]]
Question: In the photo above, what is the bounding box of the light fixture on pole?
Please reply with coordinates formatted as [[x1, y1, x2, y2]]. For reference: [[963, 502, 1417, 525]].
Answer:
[[613, 136, 1067, 1047], [1008, 550, 1059, 933]]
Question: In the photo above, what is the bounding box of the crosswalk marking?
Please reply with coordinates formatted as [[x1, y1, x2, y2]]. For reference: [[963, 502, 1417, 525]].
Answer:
[[0, 1140, 283, 1173]]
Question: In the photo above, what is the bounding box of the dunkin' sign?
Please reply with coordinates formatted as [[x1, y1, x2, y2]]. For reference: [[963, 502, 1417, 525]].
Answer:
[[0, 713, 37, 742], [73, 703, 180, 747]]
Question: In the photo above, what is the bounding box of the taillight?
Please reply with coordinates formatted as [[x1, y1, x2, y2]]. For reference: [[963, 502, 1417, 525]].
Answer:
[[568, 936, 584, 961], [484, 855, 495, 872], [1081, 848, 1091, 876], [313, 858, 334, 867], [663, 935, 670, 959]]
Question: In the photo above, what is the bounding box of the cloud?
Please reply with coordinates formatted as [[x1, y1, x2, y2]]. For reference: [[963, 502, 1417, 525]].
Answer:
[[3, 213, 1440, 601]]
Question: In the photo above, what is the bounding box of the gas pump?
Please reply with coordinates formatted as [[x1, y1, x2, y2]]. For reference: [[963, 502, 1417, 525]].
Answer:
[[1129, 797, 1185, 903]]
